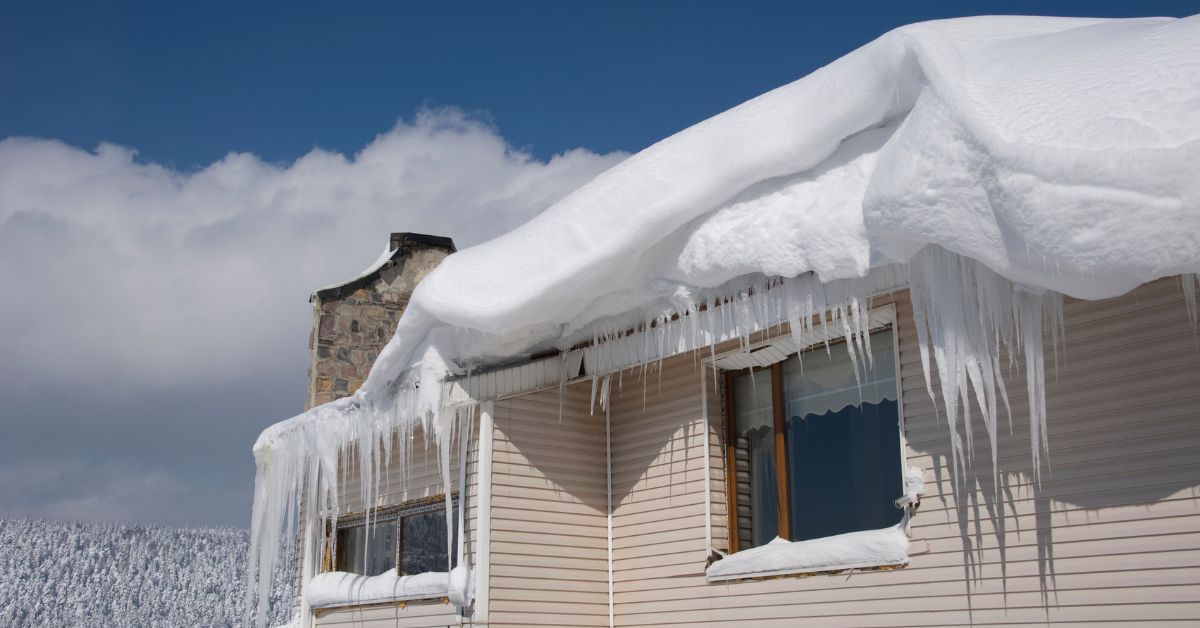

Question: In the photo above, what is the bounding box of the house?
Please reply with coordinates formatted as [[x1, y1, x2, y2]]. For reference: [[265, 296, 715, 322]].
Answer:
[[247, 15, 1200, 628]]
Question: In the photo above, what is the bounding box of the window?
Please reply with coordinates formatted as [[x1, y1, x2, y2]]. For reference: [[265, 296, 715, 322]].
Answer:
[[328, 495, 459, 576], [725, 328, 903, 552]]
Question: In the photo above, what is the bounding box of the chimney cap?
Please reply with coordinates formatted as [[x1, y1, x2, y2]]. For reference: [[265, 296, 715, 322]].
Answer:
[[389, 232, 457, 253]]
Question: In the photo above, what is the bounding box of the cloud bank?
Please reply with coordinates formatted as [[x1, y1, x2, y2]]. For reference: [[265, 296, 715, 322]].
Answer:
[[0, 109, 625, 525]]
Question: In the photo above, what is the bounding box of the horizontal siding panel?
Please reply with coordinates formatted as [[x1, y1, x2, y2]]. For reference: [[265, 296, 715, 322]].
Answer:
[[492, 528, 609, 549], [616, 583, 1200, 616], [486, 610, 610, 627], [490, 564, 610, 583], [615, 548, 1200, 593], [616, 565, 1200, 605], [491, 487, 607, 511], [615, 603, 1200, 626], [490, 575, 608, 593]]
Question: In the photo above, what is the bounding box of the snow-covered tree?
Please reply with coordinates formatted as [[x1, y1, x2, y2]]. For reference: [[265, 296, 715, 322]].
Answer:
[[0, 518, 293, 627]]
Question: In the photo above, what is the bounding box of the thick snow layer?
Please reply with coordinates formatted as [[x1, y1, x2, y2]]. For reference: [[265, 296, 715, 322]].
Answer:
[[246, 15, 1200, 625], [707, 523, 910, 580], [399, 16, 1197, 342], [304, 570, 449, 609]]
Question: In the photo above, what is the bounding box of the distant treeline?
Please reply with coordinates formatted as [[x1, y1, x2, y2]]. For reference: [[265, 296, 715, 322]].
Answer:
[[0, 518, 293, 627]]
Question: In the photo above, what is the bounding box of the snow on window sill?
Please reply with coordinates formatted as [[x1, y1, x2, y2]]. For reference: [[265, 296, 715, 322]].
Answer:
[[705, 522, 910, 582], [304, 569, 449, 609]]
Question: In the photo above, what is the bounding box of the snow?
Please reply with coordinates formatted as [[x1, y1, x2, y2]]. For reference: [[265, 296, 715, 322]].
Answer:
[[246, 15, 1200, 624], [706, 523, 910, 581], [447, 563, 472, 608], [707, 466, 927, 581], [898, 465, 926, 508], [0, 518, 293, 628], [705, 466, 927, 581], [304, 569, 449, 609]]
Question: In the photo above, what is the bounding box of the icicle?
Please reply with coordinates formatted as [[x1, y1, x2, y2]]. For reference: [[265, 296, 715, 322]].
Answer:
[[439, 411, 454, 573], [1018, 290, 1050, 485], [1183, 273, 1198, 328], [907, 246, 1064, 491]]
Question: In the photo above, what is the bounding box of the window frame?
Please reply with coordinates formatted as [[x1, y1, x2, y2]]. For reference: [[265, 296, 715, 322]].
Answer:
[[323, 492, 459, 576], [720, 313, 907, 554]]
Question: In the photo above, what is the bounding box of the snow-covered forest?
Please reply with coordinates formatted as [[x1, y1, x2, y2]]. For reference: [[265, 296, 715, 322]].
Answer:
[[0, 518, 293, 627]]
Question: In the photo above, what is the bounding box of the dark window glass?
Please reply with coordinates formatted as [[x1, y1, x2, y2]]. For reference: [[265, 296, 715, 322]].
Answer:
[[784, 328, 902, 541], [400, 508, 458, 576], [785, 398, 902, 541], [335, 520, 396, 576], [332, 496, 459, 576]]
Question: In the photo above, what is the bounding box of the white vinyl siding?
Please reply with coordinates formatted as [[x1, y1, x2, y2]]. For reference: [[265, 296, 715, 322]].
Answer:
[[314, 276, 1200, 626], [486, 383, 611, 626]]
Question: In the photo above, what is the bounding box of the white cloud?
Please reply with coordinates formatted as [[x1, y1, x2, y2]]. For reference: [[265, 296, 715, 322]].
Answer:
[[0, 108, 626, 389], [0, 108, 624, 525]]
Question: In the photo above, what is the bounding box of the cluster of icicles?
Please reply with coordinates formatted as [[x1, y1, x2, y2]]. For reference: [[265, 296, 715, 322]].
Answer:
[[244, 247, 1199, 626]]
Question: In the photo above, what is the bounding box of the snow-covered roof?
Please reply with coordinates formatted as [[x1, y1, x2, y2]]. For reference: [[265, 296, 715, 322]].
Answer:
[[246, 15, 1199, 626], [258, 13, 1198, 451]]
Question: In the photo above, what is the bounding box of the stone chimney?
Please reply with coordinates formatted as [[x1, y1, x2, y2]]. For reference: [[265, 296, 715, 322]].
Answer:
[[305, 233, 456, 409]]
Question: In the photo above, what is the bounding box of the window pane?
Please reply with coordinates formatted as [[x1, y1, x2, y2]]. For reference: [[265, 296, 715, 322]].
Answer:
[[731, 370, 778, 549], [783, 329, 897, 418], [400, 509, 458, 576], [783, 329, 903, 541], [335, 522, 397, 576]]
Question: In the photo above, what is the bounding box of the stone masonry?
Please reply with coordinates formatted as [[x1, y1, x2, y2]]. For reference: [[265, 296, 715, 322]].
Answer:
[[305, 233, 455, 409]]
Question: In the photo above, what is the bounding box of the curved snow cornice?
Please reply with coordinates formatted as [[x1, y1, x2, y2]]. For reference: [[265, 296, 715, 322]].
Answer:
[[353, 14, 1198, 406], [247, 16, 1199, 626]]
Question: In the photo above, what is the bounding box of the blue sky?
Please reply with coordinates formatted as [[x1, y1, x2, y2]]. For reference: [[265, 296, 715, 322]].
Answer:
[[0, 2, 1195, 527], [4, 1, 1195, 170]]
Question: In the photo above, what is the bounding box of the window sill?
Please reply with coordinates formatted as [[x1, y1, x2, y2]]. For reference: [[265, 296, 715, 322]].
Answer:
[[705, 523, 910, 582], [304, 569, 450, 609]]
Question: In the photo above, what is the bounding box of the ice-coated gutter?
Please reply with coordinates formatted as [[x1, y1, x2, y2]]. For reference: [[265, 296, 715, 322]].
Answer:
[[473, 401, 494, 625]]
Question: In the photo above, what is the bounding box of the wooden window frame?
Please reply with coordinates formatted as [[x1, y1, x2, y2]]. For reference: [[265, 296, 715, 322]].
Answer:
[[723, 365, 790, 552], [721, 323, 903, 554]]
